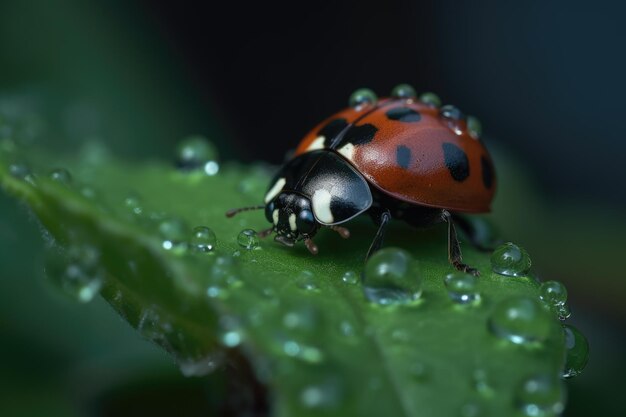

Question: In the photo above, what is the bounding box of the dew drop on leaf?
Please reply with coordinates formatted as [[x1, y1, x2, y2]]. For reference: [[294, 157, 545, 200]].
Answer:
[[514, 373, 566, 416], [158, 217, 189, 252], [124, 192, 144, 216], [363, 248, 423, 306], [488, 296, 553, 345], [48, 168, 72, 185], [175, 135, 219, 172], [190, 225, 217, 253], [539, 280, 571, 320], [237, 228, 259, 250], [44, 244, 104, 303], [562, 324, 589, 378], [296, 270, 319, 291], [444, 272, 481, 305], [490, 242, 532, 277], [341, 270, 359, 284]]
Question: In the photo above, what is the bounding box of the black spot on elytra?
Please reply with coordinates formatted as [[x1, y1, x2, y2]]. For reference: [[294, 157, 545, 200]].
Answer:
[[442, 142, 469, 181], [337, 123, 378, 147], [317, 118, 348, 147], [386, 107, 422, 123], [481, 155, 494, 189], [396, 145, 411, 169]]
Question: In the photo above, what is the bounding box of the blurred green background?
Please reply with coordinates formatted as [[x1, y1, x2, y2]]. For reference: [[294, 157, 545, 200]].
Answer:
[[0, 0, 624, 416]]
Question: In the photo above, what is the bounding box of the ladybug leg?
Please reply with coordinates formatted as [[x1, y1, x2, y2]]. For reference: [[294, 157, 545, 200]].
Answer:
[[365, 210, 392, 260], [442, 210, 480, 276], [304, 238, 319, 255], [258, 227, 274, 238], [329, 225, 350, 239], [451, 214, 503, 252]]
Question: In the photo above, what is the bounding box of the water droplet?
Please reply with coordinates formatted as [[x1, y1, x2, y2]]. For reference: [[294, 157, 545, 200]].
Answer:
[[562, 324, 589, 378], [296, 270, 319, 291], [341, 270, 359, 284], [206, 255, 240, 298], [9, 162, 36, 185], [178, 354, 223, 377], [48, 168, 72, 185], [515, 374, 566, 416], [391, 83, 417, 99], [176, 135, 219, 171], [440, 104, 465, 121], [124, 192, 143, 216], [491, 242, 532, 277], [190, 226, 217, 253], [219, 316, 244, 348], [488, 296, 553, 345], [349, 88, 378, 108], [237, 228, 259, 250], [158, 217, 189, 251], [299, 377, 342, 409], [419, 92, 441, 107], [467, 115, 482, 139], [460, 402, 483, 417], [363, 248, 423, 305], [444, 272, 480, 305], [472, 369, 494, 397], [279, 304, 324, 363], [539, 280, 571, 320], [44, 244, 104, 303]]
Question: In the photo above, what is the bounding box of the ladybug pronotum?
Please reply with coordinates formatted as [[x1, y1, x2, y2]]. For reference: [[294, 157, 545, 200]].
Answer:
[[227, 86, 496, 275]]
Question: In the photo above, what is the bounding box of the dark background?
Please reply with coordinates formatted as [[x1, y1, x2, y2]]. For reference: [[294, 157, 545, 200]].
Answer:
[[1, 0, 625, 416]]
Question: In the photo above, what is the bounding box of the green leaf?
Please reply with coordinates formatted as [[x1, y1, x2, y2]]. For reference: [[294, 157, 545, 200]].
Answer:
[[0, 143, 569, 416]]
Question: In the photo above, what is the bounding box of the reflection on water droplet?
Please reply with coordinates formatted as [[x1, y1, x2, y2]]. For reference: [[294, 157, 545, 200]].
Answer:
[[206, 255, 241, 298], [44, 244, 104, 303], [419, 92, 441, 107], [491, 242, 532, 277], [300, 377, 342, 409], [190, 226, 217, 253], [460, 402, 483, 417], [178, 354, 222, 377], [219, 316, 244, 348], [159, 217, 189, 252], [562, 324, 589, 378], [488, 296, 553, 345], [363, 248, 422, 305], [515, 374, 566, 416], [391, 83, 417, 99], [176, 135, 219, 172], [341, 270, 359, 284], [237, 229, 259, 250], [9, 162, 37, 185], [49, 168, 72, 185], [472, 369, 494, 397], [124, 192, 143, 216], [467, 116, 482, 139], [539, 280, 571, 320], [296, 270, 319, 291], [444, 272, 480, 305], [349, 88, 378, 108], [278, 304, 324, 363]]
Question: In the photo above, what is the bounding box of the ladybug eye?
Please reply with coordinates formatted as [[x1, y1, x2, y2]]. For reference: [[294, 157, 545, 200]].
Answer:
[[265, 201, 276, 223], [296, 209, 316, 234]]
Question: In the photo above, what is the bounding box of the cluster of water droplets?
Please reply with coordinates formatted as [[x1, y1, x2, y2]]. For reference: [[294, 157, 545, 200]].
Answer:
[[487, 242, 589, 382]]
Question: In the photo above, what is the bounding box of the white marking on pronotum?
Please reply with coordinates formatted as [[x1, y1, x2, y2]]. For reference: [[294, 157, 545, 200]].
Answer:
[[312, 189, 334, 224], [289, 213, 297, 231], [265, 177, 286, 203], [272, 209, 279, 225], [337, 143, 355, 161], [306, 136, 325, 152]]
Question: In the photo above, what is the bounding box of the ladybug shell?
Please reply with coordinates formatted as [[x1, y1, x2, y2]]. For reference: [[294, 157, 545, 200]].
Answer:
[[294, 98, 496, 213]]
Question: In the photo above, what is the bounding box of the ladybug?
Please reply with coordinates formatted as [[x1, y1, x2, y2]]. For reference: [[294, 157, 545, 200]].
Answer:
[[227, 85, 496, 275]]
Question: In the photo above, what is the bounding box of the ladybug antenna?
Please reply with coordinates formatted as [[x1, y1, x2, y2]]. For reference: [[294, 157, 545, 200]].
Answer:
[[225, 205, 265, 218]]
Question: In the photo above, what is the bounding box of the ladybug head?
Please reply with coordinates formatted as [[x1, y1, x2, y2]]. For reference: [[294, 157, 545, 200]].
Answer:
[[265, 192, 319, 246]]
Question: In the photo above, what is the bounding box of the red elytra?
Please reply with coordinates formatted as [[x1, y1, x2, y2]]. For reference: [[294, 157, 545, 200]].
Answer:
[[294, 97, 496, 213]]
